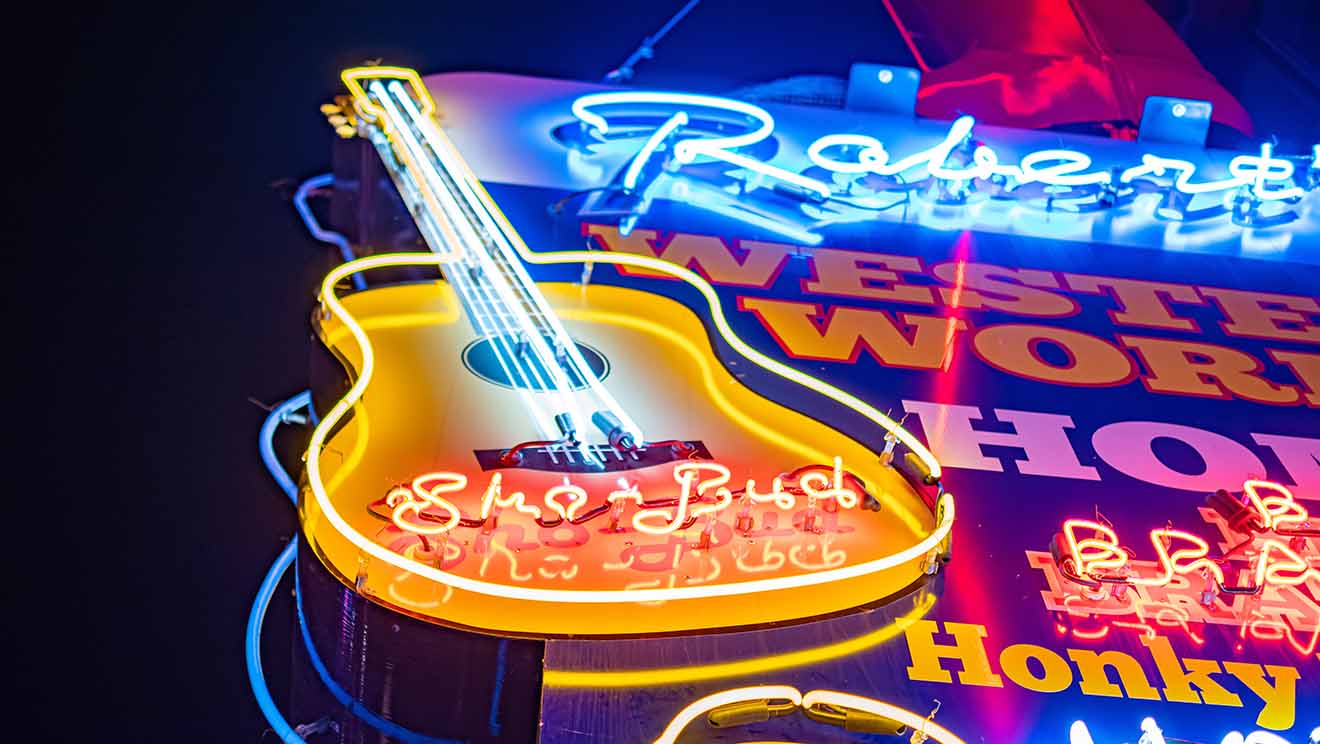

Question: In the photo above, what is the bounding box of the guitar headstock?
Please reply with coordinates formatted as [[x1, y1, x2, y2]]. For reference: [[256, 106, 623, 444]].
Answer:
[[341, 65, 437, 127]]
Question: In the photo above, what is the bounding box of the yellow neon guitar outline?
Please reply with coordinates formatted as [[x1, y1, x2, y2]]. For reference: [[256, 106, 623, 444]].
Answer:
[[298, 67, 952, 605]]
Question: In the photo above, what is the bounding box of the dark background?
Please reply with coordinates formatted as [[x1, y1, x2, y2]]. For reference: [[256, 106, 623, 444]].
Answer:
[[17, 1, 1319, 741]]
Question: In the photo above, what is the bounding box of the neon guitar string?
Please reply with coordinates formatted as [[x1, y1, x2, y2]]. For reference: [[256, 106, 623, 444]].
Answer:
[[375, 71, 941, 480], [370, 83, 591, 442], [391, 80, 619, 412], [310, 250, 954, 603], [448, 255, 600, 466], [373, 83, 588, 431], [365, 71, 634, 451], [372, 83, 603, 465], [389, 81, 646, 446], [384, 84, 631, 468], [357, 95, 561, 446]]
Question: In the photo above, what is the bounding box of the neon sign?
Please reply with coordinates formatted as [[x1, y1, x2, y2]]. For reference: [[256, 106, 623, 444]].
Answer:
[[1070, 717, 1315, 744], [304, 249, 955, 609], [1046, 480, 1320, 657], [305, 67, 951, 614], [568, 91, 1317, 237], [310, 248, 955, 606]]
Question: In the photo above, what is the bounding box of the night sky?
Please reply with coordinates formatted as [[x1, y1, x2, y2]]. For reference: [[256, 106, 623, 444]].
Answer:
[[21, 1, 1316, 741]]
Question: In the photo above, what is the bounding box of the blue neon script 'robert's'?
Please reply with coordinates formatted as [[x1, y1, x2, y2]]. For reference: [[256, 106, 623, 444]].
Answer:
[[571, 92, 1311, 203]]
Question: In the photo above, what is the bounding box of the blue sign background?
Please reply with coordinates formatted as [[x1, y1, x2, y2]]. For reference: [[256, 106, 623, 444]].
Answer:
[[486, 179, 1320, 743]]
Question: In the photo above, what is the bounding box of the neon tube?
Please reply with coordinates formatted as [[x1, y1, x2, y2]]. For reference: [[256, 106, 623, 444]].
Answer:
[[622, 111, 687, 192], [391, 81, 647, 446], [369, 82, 594, 442], [649, 685, 803, 744], [572, 91, 831, 200], [293, 174, 364, 291], [358, 69, 937, 468], [307, 251, 953, 603], [581, 89, 1313, 211], [248, 392, 313, 742], [246, 539, 305, 744], [801, 690, 967, 744], [259, 390, 312, 504]]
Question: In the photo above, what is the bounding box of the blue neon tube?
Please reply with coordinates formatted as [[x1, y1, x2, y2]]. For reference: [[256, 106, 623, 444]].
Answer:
[[294, 174, 366, 291], [259, 390, 312, 505], [247, 391, 312, 743], [247, 539, 303, 744]]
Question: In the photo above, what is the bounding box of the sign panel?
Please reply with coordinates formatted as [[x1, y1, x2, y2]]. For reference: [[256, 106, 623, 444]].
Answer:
[[414, 73, 1320, 742]]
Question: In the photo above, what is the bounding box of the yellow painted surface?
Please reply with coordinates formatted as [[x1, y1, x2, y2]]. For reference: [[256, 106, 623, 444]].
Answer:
[[303, 279, 936, 636]]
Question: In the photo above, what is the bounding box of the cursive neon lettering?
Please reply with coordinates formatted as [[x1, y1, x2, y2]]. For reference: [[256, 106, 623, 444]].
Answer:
[[574, 90, 1312, 210]]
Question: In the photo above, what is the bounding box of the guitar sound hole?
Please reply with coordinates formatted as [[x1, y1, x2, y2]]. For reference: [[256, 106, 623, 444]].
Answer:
[[461, 335, 610, 391]]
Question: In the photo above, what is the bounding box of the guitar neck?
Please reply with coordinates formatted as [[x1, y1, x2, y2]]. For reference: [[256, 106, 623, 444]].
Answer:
[[351, 74, 645, 448], [361, 80, 552, 337]]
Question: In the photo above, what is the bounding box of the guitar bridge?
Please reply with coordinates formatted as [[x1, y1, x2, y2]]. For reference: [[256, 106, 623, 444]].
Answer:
[[474, 440, 711, 473]]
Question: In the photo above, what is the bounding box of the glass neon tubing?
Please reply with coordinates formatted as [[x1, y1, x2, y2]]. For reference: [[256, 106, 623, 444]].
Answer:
[[649, 686, 803, 744], [367, 86, 582, 450], [259, 391, 312, 504], [248, 539, 304, 744], [248, 392, 313, 744], [571, 91, 831, 200], [584, 90, 1311, 203], [353, 103, 563, 444], [370, 82, 593, 442], [388, 81, 646, 446], [307, 251, 953, 603], [252, 393, 460, 743], [293, 175, 365, 291], [622, 111, 687, 192]]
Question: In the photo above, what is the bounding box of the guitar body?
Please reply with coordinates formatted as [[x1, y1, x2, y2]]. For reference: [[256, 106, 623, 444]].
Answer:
[[304, 276, 938, 636]]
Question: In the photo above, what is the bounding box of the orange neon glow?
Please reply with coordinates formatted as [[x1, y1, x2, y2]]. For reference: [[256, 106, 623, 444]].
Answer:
[[1050, 479, 1320, 658], [389, 472, 463, 535], [1251, 539, 1317, 588], [1062, 519, 1128, 577], [1060, 482, 1317, 592], [386, 458, 871, 541], [1243, 480, 1312, 533], [477, 472, 544, 521], [798, 457, 862, 510], [306, 262, 955, 601], [544, 482, 589, 522], [1243, 608, 1320, 658], [1126, 528, 1224, 588]]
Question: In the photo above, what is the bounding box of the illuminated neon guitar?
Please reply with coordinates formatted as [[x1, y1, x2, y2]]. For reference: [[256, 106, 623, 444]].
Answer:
[[299, 67, 953, 636]]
